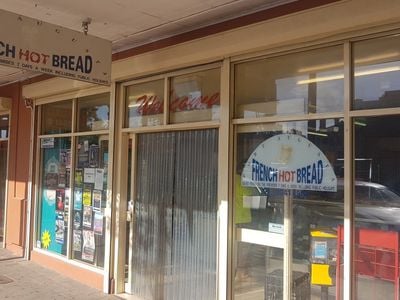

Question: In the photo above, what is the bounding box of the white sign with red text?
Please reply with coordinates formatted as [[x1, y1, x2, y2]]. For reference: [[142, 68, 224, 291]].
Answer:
[[0, 9, 111, 85], [242, 134, 337, 192]]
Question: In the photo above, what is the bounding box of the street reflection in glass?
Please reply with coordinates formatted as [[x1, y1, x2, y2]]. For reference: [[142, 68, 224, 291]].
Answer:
[[234, 119, 344, 300], [354, 116, 400, 300]]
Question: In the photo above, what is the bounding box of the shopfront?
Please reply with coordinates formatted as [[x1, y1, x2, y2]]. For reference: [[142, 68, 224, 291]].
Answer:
[[30, 87, 112, 290], [18, 1, 400, 299], [116, 65, 221, 299], [231, 33, 400, 300]]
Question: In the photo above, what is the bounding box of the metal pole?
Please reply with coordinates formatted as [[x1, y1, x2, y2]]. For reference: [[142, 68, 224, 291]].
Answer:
[[283, 189, 293, 300]]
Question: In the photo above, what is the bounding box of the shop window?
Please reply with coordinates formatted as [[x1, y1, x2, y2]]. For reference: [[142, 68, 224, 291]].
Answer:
[[353, 116, 400, 299], [125, 79, 164, 128], [353, 35, 400, 110], [234, 46, 344, 118], [77, 93, 110, 132], [41, 100, 73, 134], [124, 67, 220, 127], [37, 137, 71, 256], [169, 68, 220, 123], [234, 119, 344, 299], [72, 136, 108, 267], [0, 114, 9, 139], [36, 94, 110, 268]]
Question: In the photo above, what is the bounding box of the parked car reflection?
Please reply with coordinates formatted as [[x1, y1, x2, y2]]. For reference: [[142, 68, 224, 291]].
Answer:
[[298, 180, 400, 225]]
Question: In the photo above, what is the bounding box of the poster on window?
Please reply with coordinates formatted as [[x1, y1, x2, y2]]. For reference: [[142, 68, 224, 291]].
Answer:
[[78, 147, 89, 168], [74, 188, 83, 210], [66, 169, 71, 188], [82, 230, 95, 262], [92, 190, 102, 211], [93, 212, 103, 235], [56, 189, 65, 211], [60, 149, 71, 168], [94, 168, 104, 190], [73, 211, 82, 230], [83, 206, 93, 229], [64, 189, 70, 215], [75, 169, 83, 186], [55, 212, 64, 244], [73, 230, 82, 252], [89, 144, 100, 167], [83, 185, 92, 206], [41, 137, 54, 148], [58, 151, 67, 188], [84, 168, 95, 183], [58, 172, 66, 188], [45, 156, 59, 189]]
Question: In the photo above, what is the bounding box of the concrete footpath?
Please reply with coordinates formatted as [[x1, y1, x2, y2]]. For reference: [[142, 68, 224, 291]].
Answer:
[[0, 247, 121, 300]]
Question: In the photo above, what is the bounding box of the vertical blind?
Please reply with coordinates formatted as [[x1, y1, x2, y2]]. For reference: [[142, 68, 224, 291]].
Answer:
[[131, 129, 218, 300]]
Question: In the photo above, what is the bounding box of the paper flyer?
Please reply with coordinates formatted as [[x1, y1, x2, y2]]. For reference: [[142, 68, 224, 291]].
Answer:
[[73, 230, 82, 252], [74, 188, 83, 210], [55, 212, 64, 244], [83, 185, 92, 206], [82, 230, 95, 262], [45, 189, 56, 205], [45, 173, 59, 189], [94, 168, 104, 190], [65, 189, 71, 208], [73, 211, 82, 230], [65, 169, 71, 188], [75, 169, 83, 186], [83, 206, 93, 229], [93, 212, 103, 235], [56, 189, 65, 211], [89, 144, 100, 168], [41, 137, 54, 148], [58, 172, 66, 188], [92, 190, 102, 211], [84, 168, 95, 183], [60, 149, 71, 168]]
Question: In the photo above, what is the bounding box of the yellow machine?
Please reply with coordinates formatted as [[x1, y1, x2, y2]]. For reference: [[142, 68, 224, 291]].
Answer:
[[310, 228, 337, 286]]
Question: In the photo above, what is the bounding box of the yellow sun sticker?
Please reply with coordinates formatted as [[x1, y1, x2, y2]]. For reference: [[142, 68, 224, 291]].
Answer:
[[41, 230, 51, 249]]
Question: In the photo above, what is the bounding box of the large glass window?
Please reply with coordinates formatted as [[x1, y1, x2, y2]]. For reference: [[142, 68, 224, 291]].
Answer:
[[234, 119, 344, 299], [353, 35, 400, 110], [36, 94, 110, 268], [354, 115, 400, 299], [37, 137, 71, 256], [124, 66, 221, 128], [41, 100, 73, 134], [170, 68, 220, 123], [234, 46, 344, 118], [125, 79, 164, 128], [77, 93, 110, 132]]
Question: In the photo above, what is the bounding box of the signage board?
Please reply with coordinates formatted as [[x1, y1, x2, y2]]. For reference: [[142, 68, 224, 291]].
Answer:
[[241, 133, 337, 192], [0, 9, 111, 85]]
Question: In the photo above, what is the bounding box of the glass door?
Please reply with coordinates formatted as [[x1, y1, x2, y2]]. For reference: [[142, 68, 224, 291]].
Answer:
[[233, 120, 344, 300], [126, 129, 218, 300]]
